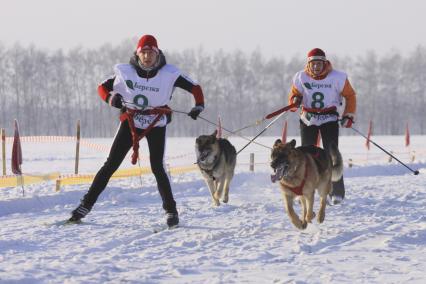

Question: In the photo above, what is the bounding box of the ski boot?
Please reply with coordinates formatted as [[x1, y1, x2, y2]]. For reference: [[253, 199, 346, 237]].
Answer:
[[166, 212, 179, 228], [327, 194, 344, 205], [68, 201, 92, 224]]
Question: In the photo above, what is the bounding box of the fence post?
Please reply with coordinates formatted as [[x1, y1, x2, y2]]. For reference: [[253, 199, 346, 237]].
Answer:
[[1, 128, 5, 175], [75, 120, 80, 174], [411, 150, 416, 162], [55, 179, 61, 192], [249, 153, 254, 172], [166, 163, 171, 178]]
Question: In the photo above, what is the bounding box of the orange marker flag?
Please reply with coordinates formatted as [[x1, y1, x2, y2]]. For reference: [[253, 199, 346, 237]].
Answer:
[[216, 116, 222, 138], [11, 120, 23, 175], [405, 123, 410, 147], [366, 120, 372, 150], [281, 120, 288, 143]]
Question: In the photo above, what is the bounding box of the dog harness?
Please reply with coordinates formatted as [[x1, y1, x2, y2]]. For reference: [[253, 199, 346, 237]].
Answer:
[[120, 106, 171, 165], [285, 156, 309, 196]]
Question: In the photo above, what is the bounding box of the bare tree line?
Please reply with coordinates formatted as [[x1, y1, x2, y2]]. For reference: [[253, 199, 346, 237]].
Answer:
[[1, 41, 425, 137]]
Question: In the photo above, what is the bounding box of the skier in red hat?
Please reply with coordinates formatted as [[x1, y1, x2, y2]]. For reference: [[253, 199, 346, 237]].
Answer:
[[69, 35, 205, 227], [288, 48, 356, 204]]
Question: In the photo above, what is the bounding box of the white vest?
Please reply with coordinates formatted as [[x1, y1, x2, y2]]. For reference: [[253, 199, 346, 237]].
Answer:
[[113, 64, 181, 129], [293, 69, 347, 126]]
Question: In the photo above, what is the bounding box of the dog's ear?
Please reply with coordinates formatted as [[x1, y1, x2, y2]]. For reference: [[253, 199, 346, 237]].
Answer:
[[211, 129, 218, 137], [273, 139, 282, 148], [289, 139, 296, 148]]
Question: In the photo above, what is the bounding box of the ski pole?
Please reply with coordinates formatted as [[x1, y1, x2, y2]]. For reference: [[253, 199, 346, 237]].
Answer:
[[197, 115, 272, 149], [236, 110, 288, 155], [350, 125, 419, 175], [265, 103, 297, 119], [229, 103, 296, 136], [213, 103, 297, 135]]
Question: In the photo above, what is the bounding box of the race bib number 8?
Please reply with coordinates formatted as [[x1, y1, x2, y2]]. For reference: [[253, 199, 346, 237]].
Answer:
[[311, 92, 324, 109]]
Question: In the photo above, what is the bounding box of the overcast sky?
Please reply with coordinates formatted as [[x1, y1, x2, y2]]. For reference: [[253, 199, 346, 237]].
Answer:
[[1, 0, 425, 59]]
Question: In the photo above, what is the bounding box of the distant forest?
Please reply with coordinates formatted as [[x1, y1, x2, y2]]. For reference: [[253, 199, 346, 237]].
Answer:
[[1, 40, 425, 137]]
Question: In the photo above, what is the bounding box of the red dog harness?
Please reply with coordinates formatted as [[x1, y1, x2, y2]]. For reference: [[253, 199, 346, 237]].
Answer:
[[286, 156, 309, 195], [120, 106, 171, 165]]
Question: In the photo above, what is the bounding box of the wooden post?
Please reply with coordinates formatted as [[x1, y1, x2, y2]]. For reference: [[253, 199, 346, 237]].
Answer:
[[249, 153, 254, 172], [74, 120, 80, 174], [55, 179, 61, 192], [1, 128, 5, 175], [17, 175, 25, 196], [411, 150, 416, 163], [166, 163, 171, 178], [388, 151, 393, 163]]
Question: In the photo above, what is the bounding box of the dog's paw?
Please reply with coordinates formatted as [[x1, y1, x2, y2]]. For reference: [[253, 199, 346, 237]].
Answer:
[[222, 196, 229, 203], [317, 212, 325, 223], [213, 199, 220, 206], [293, 219, 307, 230], [306, 211, 316, 223]]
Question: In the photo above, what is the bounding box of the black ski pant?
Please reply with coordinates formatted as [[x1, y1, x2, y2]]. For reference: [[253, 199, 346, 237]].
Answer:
[[82, 121, 177, 213], [299, 120, 345, 198]]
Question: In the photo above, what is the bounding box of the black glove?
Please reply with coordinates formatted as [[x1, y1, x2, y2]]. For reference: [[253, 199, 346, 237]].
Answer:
[[109, 94, 123, 109], [188, 105, 204, 120]]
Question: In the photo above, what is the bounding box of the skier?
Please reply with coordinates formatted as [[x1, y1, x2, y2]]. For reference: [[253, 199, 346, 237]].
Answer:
[[288, 48, 356, 204], [69, 35, 205, 227]]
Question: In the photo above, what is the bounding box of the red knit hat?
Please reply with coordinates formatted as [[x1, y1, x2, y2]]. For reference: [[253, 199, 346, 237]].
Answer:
[[136, 35, 159, 53], [307, 48, 326, 62]]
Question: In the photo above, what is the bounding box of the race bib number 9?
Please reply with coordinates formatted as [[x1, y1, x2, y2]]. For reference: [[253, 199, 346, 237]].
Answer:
[[133, 94, 149, 109]]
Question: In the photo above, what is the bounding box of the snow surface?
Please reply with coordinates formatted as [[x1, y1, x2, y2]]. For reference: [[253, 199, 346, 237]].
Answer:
[[1, 135, 426, 284]]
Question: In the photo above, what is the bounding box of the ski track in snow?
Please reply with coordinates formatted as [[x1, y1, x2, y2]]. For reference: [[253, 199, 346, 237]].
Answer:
[[1, 137, 426, 283]]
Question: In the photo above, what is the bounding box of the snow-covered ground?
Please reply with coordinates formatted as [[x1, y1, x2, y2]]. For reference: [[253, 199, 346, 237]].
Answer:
[[1, 135, 425, 283]]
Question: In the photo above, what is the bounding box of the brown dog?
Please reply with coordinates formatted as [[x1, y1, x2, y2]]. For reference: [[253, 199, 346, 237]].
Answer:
[[270, 139, 343, 229]]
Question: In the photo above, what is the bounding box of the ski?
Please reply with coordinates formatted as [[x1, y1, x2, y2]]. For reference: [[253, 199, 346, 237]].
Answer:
[[44, 219, 83, 227], [152, 225, 179, 233]]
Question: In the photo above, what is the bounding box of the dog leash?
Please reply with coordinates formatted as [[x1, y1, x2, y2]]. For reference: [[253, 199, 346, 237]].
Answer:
[[168, 108, 272, 150], [121, 101, 288, 153], [232, 103, 297, 135], [236, 110, 289, 155], [231, 118, 267, 135]]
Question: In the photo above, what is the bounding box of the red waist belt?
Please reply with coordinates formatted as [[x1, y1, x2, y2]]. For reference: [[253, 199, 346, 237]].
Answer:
[[119, 106, 172, 165], [302, 106, 338, 116]]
